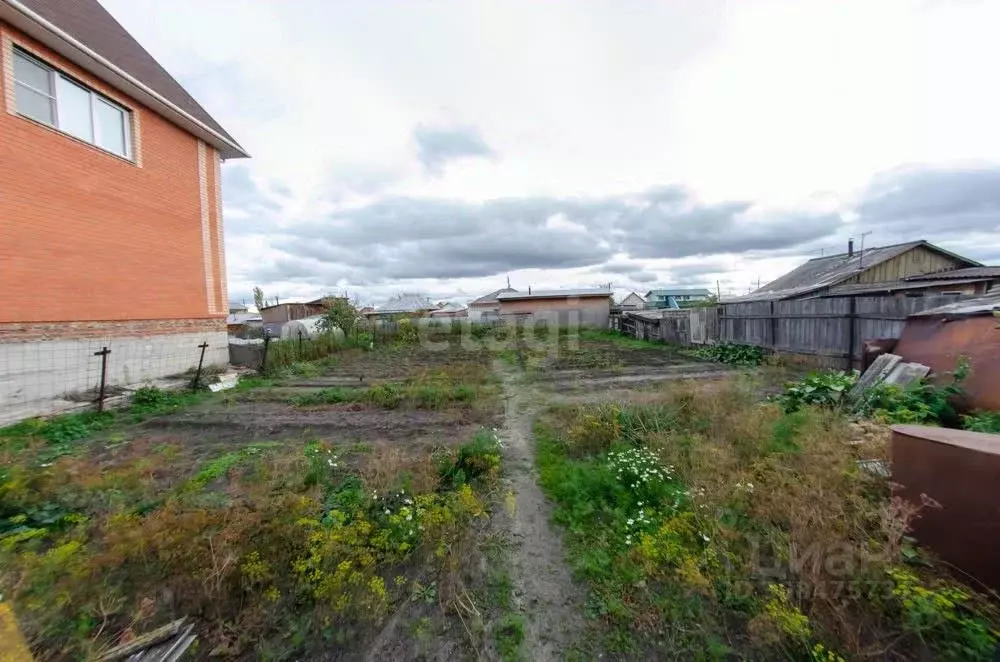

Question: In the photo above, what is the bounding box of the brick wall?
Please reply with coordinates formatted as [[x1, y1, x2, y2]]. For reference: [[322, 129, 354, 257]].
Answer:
[[0, 20, 227, 325], [0, 318, 225, 342]]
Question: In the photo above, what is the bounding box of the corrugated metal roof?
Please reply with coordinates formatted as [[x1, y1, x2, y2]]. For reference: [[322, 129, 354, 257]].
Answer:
[[728, 240, 981, 302], [375, 294, 436, 314], [909, 293, 1000, 317], [226, 313, 262, 325], [469, 288, 517, 306], [497, 288, 613, 301], [824, 278, 986, 296], [429, 303, 467, 315], [618, 292, 646, 305], [904, 267, 1000, 281]]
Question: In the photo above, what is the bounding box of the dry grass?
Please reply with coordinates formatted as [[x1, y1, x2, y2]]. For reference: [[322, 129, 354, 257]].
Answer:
[[535, 375, 999, 660]]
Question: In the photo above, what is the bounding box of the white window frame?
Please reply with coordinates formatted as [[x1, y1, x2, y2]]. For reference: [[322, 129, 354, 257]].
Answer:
[[12, 47, 133, 160]]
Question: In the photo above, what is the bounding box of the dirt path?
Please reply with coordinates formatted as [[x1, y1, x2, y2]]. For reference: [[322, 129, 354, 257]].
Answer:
[[495, 361, 586, 661]]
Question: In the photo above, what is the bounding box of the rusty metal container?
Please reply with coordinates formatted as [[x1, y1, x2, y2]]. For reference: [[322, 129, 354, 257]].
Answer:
[[891, 424, 1000, 591], [893, 297, 1000, 411]]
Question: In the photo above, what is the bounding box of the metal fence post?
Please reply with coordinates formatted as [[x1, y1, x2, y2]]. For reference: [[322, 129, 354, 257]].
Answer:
[[94, 346, 111, 412], [261, 330, 272, 374], [192, 341, 209, 390], [298, 329, 303, 356]]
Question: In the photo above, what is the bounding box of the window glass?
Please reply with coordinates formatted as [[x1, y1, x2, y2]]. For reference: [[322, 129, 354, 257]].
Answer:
[[94, 98, 127, 156], [12, 48, 132, 160], [13, 51, 52, 93], [56, 76, 94, 142], [14, 83, 55, 125]]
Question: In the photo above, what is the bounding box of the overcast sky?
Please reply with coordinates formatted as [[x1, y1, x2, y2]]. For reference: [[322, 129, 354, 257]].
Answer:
[[101, 0, 1000, 305]]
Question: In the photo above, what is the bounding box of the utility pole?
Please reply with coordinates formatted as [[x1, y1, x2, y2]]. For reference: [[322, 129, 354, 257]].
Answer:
[[716, 280, 721, 299]]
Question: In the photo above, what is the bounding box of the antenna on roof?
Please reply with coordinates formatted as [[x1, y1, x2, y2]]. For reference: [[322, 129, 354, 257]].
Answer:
[[506, 275, 511, 288], [859, 231, 872, 269]]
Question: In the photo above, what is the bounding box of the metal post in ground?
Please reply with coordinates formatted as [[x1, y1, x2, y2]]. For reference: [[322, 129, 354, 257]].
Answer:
[[192, 341, 209, 390], [298, 329, 303, 356], [94, 346, 111, 412], [261, 330, 272, 375]]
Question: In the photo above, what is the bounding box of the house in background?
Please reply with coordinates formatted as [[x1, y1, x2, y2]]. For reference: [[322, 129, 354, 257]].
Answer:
[[467, 287, 517, 322], [366, 294, 437, 319], [226, 312, 262, 337], [259, 300, 328, 336], [821, 266, 1000, 298], [497, 288, 613, 327], [429, 303, 468, 318], [617, 292, 646, 311], [646, 288, 711, 308], [0, 0, 247, 418], [729, 240, 983, 302]]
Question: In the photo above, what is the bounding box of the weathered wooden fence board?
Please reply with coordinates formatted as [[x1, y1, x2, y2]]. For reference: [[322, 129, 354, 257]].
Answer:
[[719, 295, 963, 368]]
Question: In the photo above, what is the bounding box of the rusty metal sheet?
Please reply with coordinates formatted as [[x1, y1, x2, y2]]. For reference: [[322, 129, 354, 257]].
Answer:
[[894, 315, 1000, 410], [891, 425, 1000, 592]]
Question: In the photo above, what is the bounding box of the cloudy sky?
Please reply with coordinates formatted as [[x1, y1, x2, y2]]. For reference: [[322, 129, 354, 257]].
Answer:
[[101, 0, 1000, 305]]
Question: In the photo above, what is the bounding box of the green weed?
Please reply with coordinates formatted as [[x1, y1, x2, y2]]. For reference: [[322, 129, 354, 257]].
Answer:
[[962, 410, 1000, 434], [693, 343, 767, 366], [494, 613, 525, 661]]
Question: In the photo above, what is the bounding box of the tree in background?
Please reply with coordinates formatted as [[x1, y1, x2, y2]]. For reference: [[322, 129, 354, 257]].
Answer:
[[253, 286, 265, 311], [318, 297, 360, 336]]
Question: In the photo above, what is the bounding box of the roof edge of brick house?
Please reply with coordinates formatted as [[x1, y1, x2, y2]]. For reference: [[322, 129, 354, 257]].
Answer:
[[0, 0, 248, 159]]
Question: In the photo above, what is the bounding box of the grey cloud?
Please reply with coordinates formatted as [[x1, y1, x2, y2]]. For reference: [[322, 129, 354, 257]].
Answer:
[[857, 165, 1000, 236], [619, 197, 840, 259], [626, 271, 658, 283], [413, 123, 496, 174], [270, 186, 842, 284], [222, 165, 286, 234]]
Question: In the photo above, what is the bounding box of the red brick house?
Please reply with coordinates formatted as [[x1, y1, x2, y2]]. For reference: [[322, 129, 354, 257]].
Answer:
[[0, 0, 248, 418]]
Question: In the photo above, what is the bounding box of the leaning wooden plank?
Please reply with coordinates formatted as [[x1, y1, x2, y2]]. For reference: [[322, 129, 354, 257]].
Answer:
[[95, 618, 188, 661]]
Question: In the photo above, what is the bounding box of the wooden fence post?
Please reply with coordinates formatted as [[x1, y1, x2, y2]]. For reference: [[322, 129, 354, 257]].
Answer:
[[846, 296, 857, 371]]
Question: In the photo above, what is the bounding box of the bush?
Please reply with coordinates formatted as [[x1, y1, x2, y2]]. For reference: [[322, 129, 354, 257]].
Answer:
[[693, 343, 766, 367], [853, 358, 969, 426], [963, 411, 1000, 434]]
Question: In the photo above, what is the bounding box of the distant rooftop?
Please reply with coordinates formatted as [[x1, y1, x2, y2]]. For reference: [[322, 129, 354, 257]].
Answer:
[[728, 240, 981, 302], [646, 288, 712, 297], [469, 288, 517, 306], [374, 294, 436, 314], [497, 288, 613, 301]]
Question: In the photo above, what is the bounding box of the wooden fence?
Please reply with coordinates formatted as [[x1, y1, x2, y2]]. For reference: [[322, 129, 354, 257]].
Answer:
[[718, 295, 963, 369], [612, 308, 718, 346]]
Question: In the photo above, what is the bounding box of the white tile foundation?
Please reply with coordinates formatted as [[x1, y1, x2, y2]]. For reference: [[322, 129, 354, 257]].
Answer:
[[0, 331, 228, 424]]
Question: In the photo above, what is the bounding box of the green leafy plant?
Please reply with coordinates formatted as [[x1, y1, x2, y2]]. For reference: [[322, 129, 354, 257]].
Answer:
[[888, 567, 999, 660], [318, 297, 361, 337], [963, 410, 1000, 434], [853, 358, 970, 426], [693, 343, 766, 367], [438, 428, 502, 488], [775, 371, 858, 413]]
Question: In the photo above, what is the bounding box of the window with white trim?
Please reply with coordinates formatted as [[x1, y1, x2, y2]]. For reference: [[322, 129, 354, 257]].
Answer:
[[12, 47, 132, 159]]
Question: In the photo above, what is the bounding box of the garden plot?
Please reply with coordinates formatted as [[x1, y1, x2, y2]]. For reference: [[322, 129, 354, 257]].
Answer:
[[530, 332, 733, 397], [0, 343, 512, 661], [522, 333, 1000, 661]]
